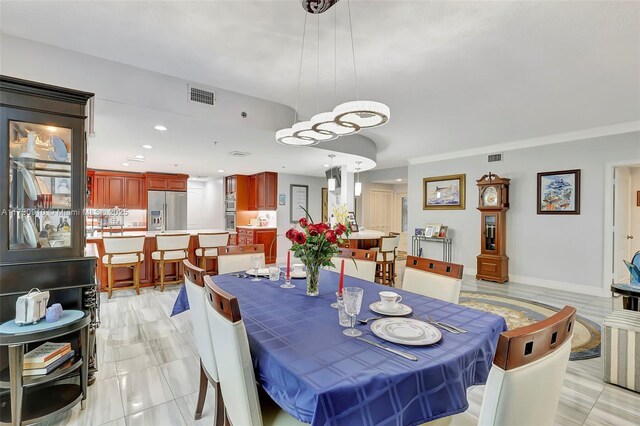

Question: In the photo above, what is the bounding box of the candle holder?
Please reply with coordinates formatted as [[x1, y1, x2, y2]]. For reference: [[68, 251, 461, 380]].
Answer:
[[280, 267, 295, 289], [331, 291, 342, 308]]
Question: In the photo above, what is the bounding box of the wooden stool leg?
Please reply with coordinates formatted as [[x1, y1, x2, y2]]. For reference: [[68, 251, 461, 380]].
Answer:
[[152, 262, 157, 289], [200, 256, 206, 272], [134, 263, 140, 295], [107, 265, 113, 299], [160, 261, 165, 292]]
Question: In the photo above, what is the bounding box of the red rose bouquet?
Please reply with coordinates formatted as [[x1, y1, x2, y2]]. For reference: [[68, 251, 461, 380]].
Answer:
[[285, 215, 349, 296]]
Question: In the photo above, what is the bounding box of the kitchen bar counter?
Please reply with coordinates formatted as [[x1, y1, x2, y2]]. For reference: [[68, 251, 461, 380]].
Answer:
[[343, 229, 386, 250], [87, 229, 235, 291]]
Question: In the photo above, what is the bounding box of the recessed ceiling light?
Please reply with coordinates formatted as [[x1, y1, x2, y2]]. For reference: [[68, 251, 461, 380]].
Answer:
[[135, 155, 145, 159], [323, 164, 330, 168], [154, 125, 167, 131], [396, 178, 403, 182], [217, 169, 225, 173], [142, 144, 153, 149], [122, 162, 130, 166]]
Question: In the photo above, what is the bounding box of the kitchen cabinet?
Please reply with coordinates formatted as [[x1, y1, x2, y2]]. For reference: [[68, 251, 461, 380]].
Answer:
[[248, 172, 278, 211], [237, 227, 277, 264], [145, 173, 188, 191], [225, 175, 237, 196], [89, 172, 145, 209]]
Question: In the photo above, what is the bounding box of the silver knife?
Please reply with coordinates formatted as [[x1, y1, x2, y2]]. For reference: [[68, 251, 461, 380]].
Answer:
[[356, 337, 418, 361]]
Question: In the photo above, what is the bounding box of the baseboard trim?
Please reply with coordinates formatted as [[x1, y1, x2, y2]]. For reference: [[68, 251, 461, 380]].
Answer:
[[464, 268, 609, 298]]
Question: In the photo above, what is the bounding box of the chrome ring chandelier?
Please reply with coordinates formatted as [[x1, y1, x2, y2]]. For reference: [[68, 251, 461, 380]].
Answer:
[[276, 0, 390, 146]]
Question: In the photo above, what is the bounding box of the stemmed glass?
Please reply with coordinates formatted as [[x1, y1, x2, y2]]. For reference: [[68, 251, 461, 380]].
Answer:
[[250, 254, 262, 282], [342, 287, 364, 337]]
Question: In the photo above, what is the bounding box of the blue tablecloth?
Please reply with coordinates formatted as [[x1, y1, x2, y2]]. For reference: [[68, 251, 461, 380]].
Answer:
[[172, 270, 507, 425]]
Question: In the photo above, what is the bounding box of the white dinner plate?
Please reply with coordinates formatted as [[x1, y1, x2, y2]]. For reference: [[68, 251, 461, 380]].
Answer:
[[22, 215, 38, 248], [371, 318, 442, 346], [14, 162, 40, 201], [245, 268, 270, 276], [290, 270, 306, 279], [369, 301, 413, 316]]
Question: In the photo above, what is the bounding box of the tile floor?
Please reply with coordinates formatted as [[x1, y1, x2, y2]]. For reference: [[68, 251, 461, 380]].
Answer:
[[46, 270, 640, 426]]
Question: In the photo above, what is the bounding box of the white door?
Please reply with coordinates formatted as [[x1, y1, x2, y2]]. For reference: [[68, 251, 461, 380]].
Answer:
[[369, 189, 393, 233], [613, 167, 632, 282], [393, 192, 408, 253], [187, 187, 205, 230]]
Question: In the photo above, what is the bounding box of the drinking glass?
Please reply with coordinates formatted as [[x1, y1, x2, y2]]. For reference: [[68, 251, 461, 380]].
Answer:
[[268, 267, 280, 281], [251, 254, 262, 282], [342, 287, 364, 337]]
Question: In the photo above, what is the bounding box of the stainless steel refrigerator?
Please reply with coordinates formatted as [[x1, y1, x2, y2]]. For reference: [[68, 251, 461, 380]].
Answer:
[[147, 191, 187, 231]]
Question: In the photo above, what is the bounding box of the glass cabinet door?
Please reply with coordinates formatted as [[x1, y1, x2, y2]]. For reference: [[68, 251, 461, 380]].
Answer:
[[8, 120, 73, 250], [483, 214, 497, 253]]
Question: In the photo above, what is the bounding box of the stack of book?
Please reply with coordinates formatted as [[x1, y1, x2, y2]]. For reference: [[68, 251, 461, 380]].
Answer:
[[23, 342, 75, 377]]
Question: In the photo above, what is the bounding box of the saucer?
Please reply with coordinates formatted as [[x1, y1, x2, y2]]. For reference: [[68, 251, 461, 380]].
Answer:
[[369, 301, 412, 316]]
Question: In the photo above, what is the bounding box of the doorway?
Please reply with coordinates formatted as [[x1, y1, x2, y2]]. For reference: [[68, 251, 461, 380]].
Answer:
[[393, 191, 408, 253], [606, 163, 640, 289]]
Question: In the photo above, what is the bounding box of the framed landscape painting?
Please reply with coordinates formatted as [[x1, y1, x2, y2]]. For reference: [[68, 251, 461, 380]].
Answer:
[[423, 174, 466, 210], [537, 169, 580, 215]]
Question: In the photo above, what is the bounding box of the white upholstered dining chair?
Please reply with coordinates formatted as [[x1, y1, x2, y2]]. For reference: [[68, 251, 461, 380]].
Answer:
[[327, 247, 378, 282], [195, 232, 229, 274], [203, 275, 303, 426], [182, 260, 224, 425], [402, 256, 463, 304], [216, 244, 265, 275], [429, 306, 576, 426]]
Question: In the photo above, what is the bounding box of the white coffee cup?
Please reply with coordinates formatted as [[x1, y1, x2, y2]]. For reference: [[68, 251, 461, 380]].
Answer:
[[379, 291, 402, 311], [292, 264, 304, 274]]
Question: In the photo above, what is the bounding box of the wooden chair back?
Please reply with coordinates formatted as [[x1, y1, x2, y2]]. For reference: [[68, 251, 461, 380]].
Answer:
[[405, 255, 463, 279], [402, 256, 464, 303], [328, 248, 377, 282], [217, 244, 265, 275], [337, 247, 377, 261], [218, 244, 264, 256]]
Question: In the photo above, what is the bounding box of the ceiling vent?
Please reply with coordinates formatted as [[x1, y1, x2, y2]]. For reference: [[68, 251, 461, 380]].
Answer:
[[228, 151, 251, 157], [188, 85, 215, 106], [488, 153, 503, 163], [126, 156, 145, 162]]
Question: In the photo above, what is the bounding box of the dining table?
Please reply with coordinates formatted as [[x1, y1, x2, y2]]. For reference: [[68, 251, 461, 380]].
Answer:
[[172, 269, 507, 426]]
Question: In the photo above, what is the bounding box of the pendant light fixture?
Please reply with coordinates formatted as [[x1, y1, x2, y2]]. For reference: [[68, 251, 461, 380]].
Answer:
[[354, 161, 362, 197], [328, 154, 336, 191], [276, 0, 389, 146]]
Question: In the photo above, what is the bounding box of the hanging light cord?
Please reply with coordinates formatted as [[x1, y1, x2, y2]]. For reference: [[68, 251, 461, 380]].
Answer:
[[317, 14, 320, 114], [347, 0, 359, 101], [334, 5, 337, 105], [293, 12, 308, 124]]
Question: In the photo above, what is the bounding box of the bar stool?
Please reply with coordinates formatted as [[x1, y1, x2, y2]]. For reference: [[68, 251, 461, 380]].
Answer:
[[152, 233, 190, 291], [195, 232, 229, 275], [102, 236, 145, 299], [372, 234, 400, 286]]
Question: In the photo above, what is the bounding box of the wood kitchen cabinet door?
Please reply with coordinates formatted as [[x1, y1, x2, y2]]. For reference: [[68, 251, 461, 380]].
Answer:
[[124, 177, 145, 208], [106, 176, 125, 207], [254, 228, 277, 264], [248, 175, 257, 210], [256, 173, 266, 210], [167, 178, 187, 191], [264, 172, 278, 210], [93, 175, 107, 208]]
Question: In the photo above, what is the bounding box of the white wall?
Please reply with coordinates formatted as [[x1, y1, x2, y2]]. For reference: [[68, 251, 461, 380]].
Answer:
[[276, 173, 326, 261], [408, 131, 640, 296]]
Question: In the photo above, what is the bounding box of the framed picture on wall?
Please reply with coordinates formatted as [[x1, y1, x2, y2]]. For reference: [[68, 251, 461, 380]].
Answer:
[[637, 190, 640, 207], [290, 184, 309, 223], [537, 169, 581, 214], [321, 187, 328, 223], [347, 211, 359, 232], [423, 174, 466, 210]]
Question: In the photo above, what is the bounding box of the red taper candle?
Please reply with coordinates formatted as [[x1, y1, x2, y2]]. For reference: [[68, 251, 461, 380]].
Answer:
[[338, 259, 345, 296], [286, 251, 291, 280]]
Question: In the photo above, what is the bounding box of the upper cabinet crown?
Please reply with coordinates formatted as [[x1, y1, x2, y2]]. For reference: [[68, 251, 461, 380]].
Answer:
[[144, 173, 188, 191], [88, 171, 145, 209]]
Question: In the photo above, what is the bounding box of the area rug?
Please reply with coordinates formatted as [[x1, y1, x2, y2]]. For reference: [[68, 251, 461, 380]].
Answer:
[[459, 291, 601, 361]]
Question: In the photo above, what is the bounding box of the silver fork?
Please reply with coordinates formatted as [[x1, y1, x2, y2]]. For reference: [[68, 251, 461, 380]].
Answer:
[[426, 315, 467, 333]]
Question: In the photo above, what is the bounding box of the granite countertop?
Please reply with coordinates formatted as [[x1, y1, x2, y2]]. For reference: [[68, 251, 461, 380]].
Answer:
[[87, 228, 235, 239], [236, 225, 277, 229]]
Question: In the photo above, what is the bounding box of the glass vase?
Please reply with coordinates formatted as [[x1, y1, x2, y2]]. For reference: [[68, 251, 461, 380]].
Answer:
[[305, 261, 321, 296]]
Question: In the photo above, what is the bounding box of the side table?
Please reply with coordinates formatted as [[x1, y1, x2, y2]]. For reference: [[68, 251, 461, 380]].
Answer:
[[0, 310, 90, 425], [610, 283, 640, 311]]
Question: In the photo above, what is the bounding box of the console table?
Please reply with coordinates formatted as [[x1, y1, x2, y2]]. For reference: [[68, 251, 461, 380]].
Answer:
[[0, 310, 90, 425], [411, 236, 453, 262]]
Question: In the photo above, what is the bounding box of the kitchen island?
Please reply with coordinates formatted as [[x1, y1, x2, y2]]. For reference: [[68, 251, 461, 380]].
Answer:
[[343, 229, 386, 249], [86, 229, 235, 291]]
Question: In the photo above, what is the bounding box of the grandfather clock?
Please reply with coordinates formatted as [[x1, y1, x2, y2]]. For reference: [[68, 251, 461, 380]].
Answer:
[[476, 173, 510, 283]]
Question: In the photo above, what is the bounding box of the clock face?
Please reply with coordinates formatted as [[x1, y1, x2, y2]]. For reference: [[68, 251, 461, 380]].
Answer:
[[483, 186, 499, 206]]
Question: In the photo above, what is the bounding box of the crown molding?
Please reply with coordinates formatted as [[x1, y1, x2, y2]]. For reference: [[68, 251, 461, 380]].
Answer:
[[409, 120, 640, 165]]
